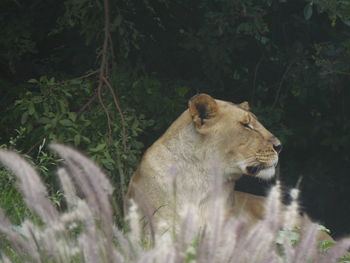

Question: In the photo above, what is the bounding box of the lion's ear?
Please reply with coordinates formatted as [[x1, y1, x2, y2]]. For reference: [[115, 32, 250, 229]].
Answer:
[[238, 101, 250, 111], [188, 94, 218, 127]]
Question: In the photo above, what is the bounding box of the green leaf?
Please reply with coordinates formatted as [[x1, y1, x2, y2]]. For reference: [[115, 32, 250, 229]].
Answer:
[[28, 103, 35, 115], [61, 88, 73, 97], [38, 117, 50, 124], [69, 78, 82, 85], [233, 71, 240, 80], [21, 112, 29, 124], [260, 36, 270, 45], [177, 86, 189, 97], [304, 3, 313, 20], [74, 134, 80, 145], [319, 240, 337, 252], [115, 15, 123, 27], [276, 230, 299, 245], [48, 77, 55, 85], [89, 143, 106, 152], [59, 100, 67, 113], [59, 119, 73, 126], [103, 151, 114, 163], [68, 112, 77, 122], [340, 17, 350, 27], [28, 79, 38, 84], [317, 224, 331, 233], [40, 76, 48, 82], [44, 123, 52, 130], [131, 119, 139, 136], [43, 102, 49, 114], [81, 136, 91, 143]]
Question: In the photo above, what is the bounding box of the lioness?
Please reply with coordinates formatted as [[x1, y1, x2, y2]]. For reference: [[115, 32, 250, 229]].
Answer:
[[126, 94, 331, 240]]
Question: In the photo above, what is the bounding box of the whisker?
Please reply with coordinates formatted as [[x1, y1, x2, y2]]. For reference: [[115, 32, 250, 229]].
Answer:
[[233, 156, 257, 167]]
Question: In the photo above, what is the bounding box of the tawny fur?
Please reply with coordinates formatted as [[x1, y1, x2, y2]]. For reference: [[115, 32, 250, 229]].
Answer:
[[126, 94, 332, 241]]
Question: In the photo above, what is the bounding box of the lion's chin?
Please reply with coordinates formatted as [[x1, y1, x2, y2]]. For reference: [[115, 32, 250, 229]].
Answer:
[[246, 165, 276, 180], [255, 166, 275, 180]]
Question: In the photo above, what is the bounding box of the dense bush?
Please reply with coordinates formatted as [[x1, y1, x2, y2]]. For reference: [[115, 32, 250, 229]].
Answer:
[[0, 0, 350, 236]]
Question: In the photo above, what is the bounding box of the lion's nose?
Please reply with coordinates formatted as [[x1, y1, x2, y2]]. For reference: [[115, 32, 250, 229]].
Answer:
[[273, 144, 282, 154], [269, 136, 282, 154]]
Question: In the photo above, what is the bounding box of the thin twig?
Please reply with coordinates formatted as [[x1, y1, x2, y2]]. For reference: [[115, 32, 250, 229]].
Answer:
[[272, 60, 296, 109], [98, 4, 115, 263], [97, 83, 113, 143], [25, 141, 41, 155], [108, 32, 115, 61], [76, 0, 127, 150], [75, 70, 99, 80], [96, 0, 113, 143], [251, 55, 264, 104], [102, 77, 127, 151], [320, 70, 350, 76], [77, 92, 98, 116]]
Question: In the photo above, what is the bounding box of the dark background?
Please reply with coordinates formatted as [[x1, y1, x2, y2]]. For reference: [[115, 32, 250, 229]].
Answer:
[[0, 0, 349, 238]]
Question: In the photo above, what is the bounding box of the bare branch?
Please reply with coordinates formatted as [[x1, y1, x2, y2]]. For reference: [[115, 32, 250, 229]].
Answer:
[[272, 60, 296, 109], [75, 70, 99, 80], [97, 82, 113, 143], [77, 92, 98, 116], [102, 76, 127, 151], [90, 0, 127, 148], [251, 55, 264, 104], [320, 70, 350, 76]]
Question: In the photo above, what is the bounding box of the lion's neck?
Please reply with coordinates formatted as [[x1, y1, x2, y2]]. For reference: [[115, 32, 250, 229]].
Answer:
[[139, 111, 239, 226], [155, 116, 236, 207]]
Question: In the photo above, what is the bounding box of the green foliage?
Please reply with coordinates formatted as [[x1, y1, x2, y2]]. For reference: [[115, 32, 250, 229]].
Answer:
[[0, 0, 350, 237], [0, 166, 28, 225], [1, 74, 154, 210], [1, 132, 61, 225], [57, 0, 104, 44], [125, 75, 188, 131], [307, 0, 350, 26], [0, 1, 37, 74]]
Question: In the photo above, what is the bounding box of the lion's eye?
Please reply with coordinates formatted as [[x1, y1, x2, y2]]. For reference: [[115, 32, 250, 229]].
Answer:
[[241, 122, 253, 129]]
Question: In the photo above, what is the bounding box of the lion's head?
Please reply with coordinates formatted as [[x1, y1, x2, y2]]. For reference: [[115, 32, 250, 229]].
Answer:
[[188, 93, 282, 181]]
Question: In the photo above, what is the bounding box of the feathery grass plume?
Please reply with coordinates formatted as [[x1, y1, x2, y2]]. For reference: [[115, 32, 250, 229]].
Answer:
[[57, 168, 78, 208], [0, 255, 11, 263], [0, 149, 58, 223], [50, 143, 115, 262], [125, 199, 143, 258], [283, 188, 300, 232], [1, 144, 350, 262], [50, 143, 114, 220], [233, 217, 278, 262], [278, 186, 300, 262], [205, 161, 224, 262], [177, 205, 200, 249], [292, 220, 319, 262], [128, 186, 156, 244], [113, 225, 135, 260], [231, 183, 282, 262], [264, 180, 282, 228], [0, 208, 40, 262]]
